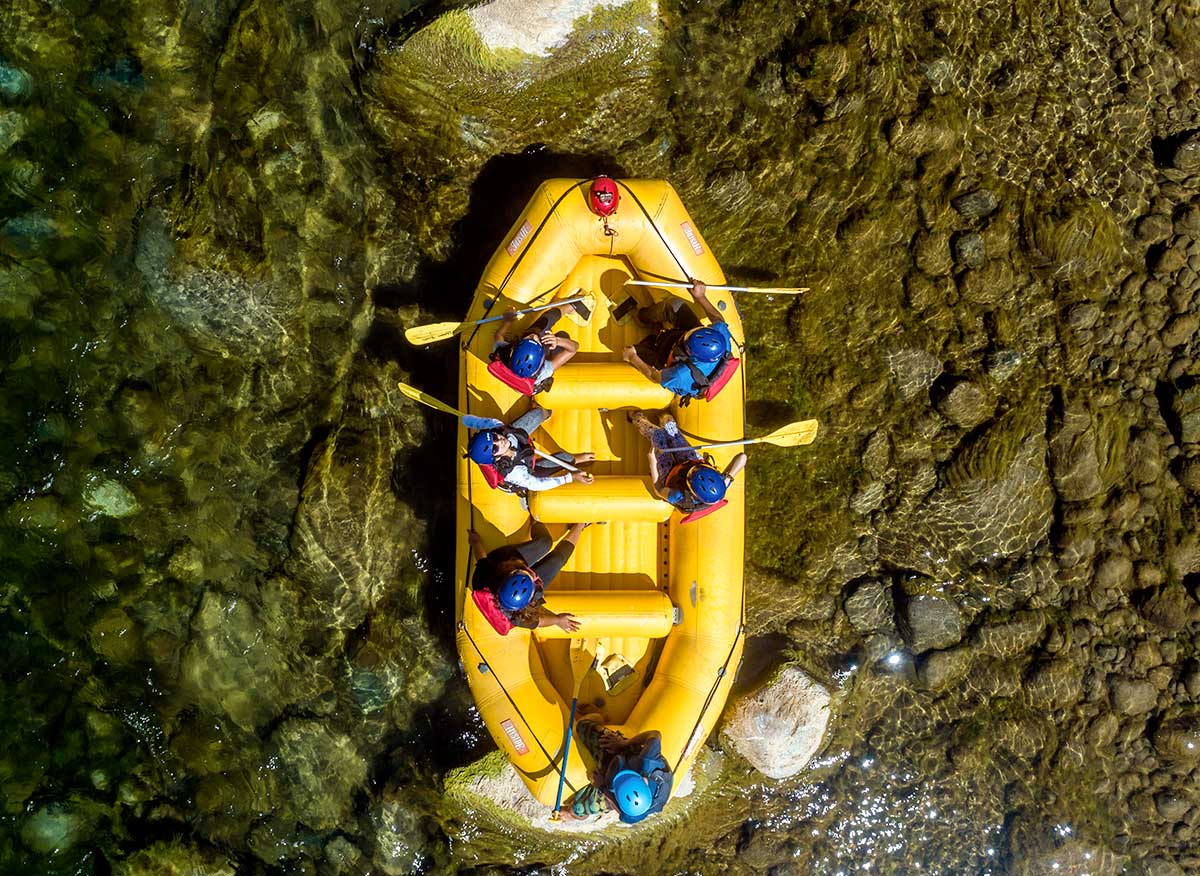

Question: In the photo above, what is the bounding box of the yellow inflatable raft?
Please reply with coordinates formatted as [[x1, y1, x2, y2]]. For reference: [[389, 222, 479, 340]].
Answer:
[[454, 178, 746, 813]]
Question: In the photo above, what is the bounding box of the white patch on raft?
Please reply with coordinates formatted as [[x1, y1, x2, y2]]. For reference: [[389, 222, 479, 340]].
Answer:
[[468, 0, 647, 56]]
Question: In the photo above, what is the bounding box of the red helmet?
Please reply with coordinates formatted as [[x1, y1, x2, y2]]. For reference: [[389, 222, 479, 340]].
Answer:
[[588, 176, 619, 216]]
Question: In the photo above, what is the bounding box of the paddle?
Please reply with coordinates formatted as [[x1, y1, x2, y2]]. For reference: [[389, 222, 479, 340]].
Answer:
[[625, 280, 807, 295], [689, 419, 820, 452], [404, 295, 593, 346], [395, 382, 581, 472], [551, 640, 598, 821]]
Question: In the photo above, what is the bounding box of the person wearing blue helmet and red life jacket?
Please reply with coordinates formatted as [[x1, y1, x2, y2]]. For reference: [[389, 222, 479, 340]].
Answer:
[[621, 280, 738, 404], [467, 523, 591, 635], [630, 410, 746, 519], [561, 703, 674, 824], [462, 405, 595, 495], [490, 302, 580, 395]]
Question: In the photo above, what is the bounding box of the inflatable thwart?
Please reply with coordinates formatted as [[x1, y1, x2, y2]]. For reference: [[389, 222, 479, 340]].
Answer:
[[454, 178, 746, 814]]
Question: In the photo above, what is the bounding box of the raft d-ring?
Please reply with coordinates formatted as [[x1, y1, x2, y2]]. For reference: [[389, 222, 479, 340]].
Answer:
[[717, 299, 726, 311], [457, 621, 466, 631], [478, 662, 490, 675]]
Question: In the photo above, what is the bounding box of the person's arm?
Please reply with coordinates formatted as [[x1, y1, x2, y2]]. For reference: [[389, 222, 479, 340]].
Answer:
[[546, 335, 578, 370], [647, 449, 668, 498], [689, 280, 725, 325], [467, 529, 487, 561], [462, 414, 504, 430], [536, 610, 580, 632], [723, 452, 748, 484], [503, 465, 573, 492], [493, 308, 519, 347], [622, 346, 663, 384]]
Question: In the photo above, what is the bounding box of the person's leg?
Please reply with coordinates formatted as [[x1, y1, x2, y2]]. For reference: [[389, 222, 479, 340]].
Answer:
[[528, 304, 565, 334], [513, 521, 553, 566], [511, 405, 551, 435], [530, 523, 585, 585], [672, 302, 702, 331], [637, 296, 686, 326]]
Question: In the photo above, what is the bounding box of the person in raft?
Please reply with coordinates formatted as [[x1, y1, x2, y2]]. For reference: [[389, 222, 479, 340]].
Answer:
[[630, 410, 746, 516], [467, 523, 589, 635], [620, 280, 738, 403], [562, 704, 674, 824], [463, 406, 595, 493], [490, 302, 580, 395]]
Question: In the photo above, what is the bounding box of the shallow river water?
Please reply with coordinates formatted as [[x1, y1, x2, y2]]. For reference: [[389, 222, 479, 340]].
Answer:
[[3, 0, 1200, 874]]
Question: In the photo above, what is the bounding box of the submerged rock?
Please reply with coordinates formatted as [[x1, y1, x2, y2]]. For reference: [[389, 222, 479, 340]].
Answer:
[[721, 665, 831, 779], [268, 719, 367, 831], [179, 589, 302, 731], [877, 402, 1053, 576], [0, 64, 32, 103], [843, 579, 894, 633], [884, 348, 943, 400], [897, 594, 963, 653], [112, 842, 236, 876], [82, 477, 139, 518]]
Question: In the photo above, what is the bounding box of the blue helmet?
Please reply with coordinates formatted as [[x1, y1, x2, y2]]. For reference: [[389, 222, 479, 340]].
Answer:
[[687, 465, 727, 505], [610, 770, 653, 822], [510, 338, 546, 378], [468, 431, 496, 465], [684, 327, 728, 363], [498, 571, 535, 611]]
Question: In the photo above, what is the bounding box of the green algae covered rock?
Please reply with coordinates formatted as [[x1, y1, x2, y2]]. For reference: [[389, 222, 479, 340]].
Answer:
[[268, 718, 367, 832], [363, 0, 661, 251], [112, 842, 236, 876]]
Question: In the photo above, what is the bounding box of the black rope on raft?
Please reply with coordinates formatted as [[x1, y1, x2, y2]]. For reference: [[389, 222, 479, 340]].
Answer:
[[458, 621, 580, 798], [458, 335, 579, 799], [616, 180, 692, 281], [464, 180, 592, 349]]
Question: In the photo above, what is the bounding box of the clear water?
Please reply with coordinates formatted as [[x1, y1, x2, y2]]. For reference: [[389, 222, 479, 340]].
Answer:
[[1, 0, 1194, 873]]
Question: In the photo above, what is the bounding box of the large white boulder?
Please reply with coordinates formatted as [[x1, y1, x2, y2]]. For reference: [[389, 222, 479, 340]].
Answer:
[[721, 666, 831, 779]]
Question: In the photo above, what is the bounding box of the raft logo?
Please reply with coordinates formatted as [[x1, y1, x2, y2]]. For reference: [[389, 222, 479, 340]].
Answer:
[[506, 220, 533, 256], [680, 222, 705, 255], [500, 718, 529, 754]]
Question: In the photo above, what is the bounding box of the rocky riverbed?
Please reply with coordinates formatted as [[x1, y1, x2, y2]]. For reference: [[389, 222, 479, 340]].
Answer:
[[2, 0, 1200, 873]]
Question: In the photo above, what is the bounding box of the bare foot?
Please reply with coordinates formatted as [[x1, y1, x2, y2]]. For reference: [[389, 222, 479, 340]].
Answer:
[[574, 452, 596, 464]]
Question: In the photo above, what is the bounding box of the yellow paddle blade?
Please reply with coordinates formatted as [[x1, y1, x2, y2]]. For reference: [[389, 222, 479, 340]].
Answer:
[[396, 381, 464, 418], [755, 419, 820, 447], [404, 320, 467, 346]]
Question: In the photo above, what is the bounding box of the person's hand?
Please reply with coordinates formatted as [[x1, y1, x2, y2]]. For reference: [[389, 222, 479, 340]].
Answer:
[[689, 279, 707, 299], [598, 731, 627, 754], [539, 330, 559, 350], [501, 308, 518, 322], [571, 471, 595, 485], [555, 612, 580, 632], [467, 529, 482, 547], [622, 345, 638, 363]]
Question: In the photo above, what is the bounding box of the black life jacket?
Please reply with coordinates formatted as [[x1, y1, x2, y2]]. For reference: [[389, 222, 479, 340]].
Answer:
[[490, 427, 536, 494], [667, 342, 737, 406]]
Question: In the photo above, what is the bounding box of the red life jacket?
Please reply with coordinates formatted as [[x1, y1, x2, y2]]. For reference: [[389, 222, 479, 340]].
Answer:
[[476, 464, 504, 489], [702, 357, 740, 401], [471, 564, 544, 635], [680, 499, 728, 524], [487, 359, 538, 397], [472, 589, 513, 634]]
